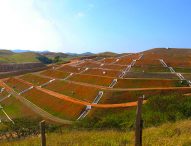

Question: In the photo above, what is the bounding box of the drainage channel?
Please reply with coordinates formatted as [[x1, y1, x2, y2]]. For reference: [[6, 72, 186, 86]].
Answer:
[[168, 67, 175, 73], [159, 59, 168, 67], [137, 54, 144, 60], [72, 60, 85, 67], [109, 58, 120, 65], [0, 94, 11, 102], [118, 54, 143, 79], [0, 88, 5, 93], [159, 59, 191, 86], [63, 73, 74, 80], [39, 79, 55, 88], [119, 64, 132, 78], [19, 86, 34, 95], [77, 54, 144, 120], [77, 105, 91, 120], [109, 79, 118, 88], [77, 91, 104, 120], [79, 67, 89, 74], [0, 104, 14, 124], [17, 78, 56, 94]]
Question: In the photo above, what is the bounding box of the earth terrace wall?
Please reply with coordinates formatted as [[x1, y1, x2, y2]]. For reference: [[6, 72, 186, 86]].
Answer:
[[0, 62, 45, 72], [0, 63, 48, 79]]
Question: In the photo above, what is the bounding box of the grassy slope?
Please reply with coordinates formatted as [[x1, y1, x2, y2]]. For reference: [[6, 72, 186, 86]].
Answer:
[[69, 74, 113, 86], [40, 70, 70, 79], [20, 74, 50, 86], [22, 88, 84, 120], [1, 119, 191, 146], [45, 80, 99, 102], [0, 52, 40, 63], [0, 95, 39, 120]]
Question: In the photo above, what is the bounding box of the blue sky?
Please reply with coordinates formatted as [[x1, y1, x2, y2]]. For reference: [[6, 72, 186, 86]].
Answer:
[[0, 0, 191, 53]]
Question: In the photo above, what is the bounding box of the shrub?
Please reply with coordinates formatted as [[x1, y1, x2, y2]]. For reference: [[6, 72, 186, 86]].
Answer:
[[36, 56, 52, 64], [76, 94, 191, 130]]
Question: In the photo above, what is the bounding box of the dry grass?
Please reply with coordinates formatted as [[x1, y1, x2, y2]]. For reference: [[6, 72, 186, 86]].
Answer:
[[69, 74, 113, 86], [1, 119, 190, 146], [40, 69, 70, 79], [20, 74, 50, 86], [45, 80, 99, 102]]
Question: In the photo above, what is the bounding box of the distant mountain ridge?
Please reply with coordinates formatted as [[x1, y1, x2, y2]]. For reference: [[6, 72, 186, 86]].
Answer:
[[0, 49, 119, 64], [11, 49, 95, 56], [65, 52, 94, 56]]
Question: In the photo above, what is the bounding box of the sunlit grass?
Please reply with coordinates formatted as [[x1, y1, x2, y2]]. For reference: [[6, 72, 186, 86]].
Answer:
[[1, 119, 191, 146]]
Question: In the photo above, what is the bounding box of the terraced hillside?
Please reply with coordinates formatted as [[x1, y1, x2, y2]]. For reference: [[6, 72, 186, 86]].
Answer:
[[1, 48, 191, 125]]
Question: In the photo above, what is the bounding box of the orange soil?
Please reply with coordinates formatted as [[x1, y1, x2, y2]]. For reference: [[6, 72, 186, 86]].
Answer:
[[166, 60, 191, 67], [114, 54, 140, 65], [101, 87, 191, 104], [58, 65, 83, 73], [82, 68, 121, 77], [124, 72, 178, 79], [114, 57, 133, 65], [4, 78, 31, 92], [130, 66, 170, 73], [0, 89, 9, 99], [40, 69, 70, 79], [135, 59, 162, 67], [20, 74, 50, 86], [1, 78, 142, 108], [22, 88, 85, 120], [144, 48, 191, 67], [69, 74, 114, 86], [76, 61, 100, 68], [115, 78, 181, 88], [102, 64, 126, 70], [56, 59, 79, 69], [37, 86, 143, 108], [99, 58, 117, 64], [45, 80, 99, 102]]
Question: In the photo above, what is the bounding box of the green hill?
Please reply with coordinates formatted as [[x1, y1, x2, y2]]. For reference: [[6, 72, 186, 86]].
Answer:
[[0, 51, 51, 64], [0, 50, 14, 56], [97, 52, 118, 57]]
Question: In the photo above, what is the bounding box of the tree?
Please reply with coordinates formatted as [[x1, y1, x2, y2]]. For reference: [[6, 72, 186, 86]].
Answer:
[[54, 56, 61, 63]]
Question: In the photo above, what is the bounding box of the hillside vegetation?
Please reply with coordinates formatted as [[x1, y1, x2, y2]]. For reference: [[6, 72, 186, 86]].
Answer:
[[0, 93, 191, 145], [0, 52, 44, 63], [1, 48, 191, 145], [0, 119, 191, 146]]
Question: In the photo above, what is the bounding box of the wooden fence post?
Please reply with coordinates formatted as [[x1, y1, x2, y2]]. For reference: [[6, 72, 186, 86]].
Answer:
[[40, 120, 46, 146], [135, 96, 144, 146]]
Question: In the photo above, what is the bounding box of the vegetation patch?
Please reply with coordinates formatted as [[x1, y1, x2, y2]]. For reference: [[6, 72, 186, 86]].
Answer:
[[77, 94, 191, 129], [45, 80, 99, 102], [20, 74, 50, 86], [22, 88, 85, 120], [69, 74, 113, 86], [40, 69, 70, 79]]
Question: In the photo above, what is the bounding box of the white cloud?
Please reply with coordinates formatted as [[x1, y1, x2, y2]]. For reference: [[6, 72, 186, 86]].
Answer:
[[0, 0, 62, 51]]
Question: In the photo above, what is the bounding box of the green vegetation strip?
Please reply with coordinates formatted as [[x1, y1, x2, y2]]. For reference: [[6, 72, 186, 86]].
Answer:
[[0, 119, 191, 146]]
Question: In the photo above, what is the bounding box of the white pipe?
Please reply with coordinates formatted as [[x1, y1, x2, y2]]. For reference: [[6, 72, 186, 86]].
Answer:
[[63, 73, 74, 80], [109, 79, 118, 88], [92, 91, 104, 104], [1, 109, 14, 124]]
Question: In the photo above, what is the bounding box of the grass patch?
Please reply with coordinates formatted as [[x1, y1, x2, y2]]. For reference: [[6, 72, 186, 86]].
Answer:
[[0, 119, 191, 146], [77, 94, 191, 129]]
